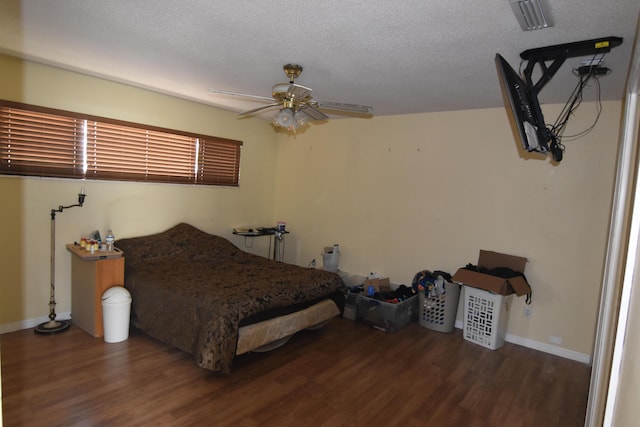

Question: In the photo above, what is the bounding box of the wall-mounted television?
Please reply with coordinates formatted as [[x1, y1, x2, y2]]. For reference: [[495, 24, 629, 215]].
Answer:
[[495, 53, 550, 156], [496, 37, 623, 163]]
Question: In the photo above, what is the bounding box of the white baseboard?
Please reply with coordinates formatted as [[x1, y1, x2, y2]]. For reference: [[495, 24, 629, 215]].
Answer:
[[504, 333, 592, 364], [0, 311, 72, 335], [454, 320, 591, 365]]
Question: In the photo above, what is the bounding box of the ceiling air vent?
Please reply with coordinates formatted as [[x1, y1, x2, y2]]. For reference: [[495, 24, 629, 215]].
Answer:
[[509, 0, 553, 31]]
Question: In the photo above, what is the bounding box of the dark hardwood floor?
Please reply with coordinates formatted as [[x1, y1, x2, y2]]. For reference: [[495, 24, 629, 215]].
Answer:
[[1, 318, 591, 426]]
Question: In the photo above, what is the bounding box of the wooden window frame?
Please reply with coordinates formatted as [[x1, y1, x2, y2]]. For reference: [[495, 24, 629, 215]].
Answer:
[[0, 100, 242, 186]]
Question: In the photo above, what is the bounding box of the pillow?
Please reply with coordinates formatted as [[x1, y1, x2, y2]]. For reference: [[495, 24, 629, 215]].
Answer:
[[117, 230, 183, 267], [187, 234, 244, 261]]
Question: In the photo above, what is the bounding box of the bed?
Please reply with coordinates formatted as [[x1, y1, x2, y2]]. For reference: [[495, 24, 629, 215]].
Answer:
[[116, 223, 346, 374]]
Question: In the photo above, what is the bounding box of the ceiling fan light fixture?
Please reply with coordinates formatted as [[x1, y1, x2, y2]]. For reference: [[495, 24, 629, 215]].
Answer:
[[272, 108, 310, 132], [273, 108, 294, 129], [509, 0, 553, 31], [293, 110, 308, 128]]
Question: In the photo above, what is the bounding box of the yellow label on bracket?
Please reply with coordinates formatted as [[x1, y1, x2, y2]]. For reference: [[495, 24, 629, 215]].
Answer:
[[595, 41, 610, 49]]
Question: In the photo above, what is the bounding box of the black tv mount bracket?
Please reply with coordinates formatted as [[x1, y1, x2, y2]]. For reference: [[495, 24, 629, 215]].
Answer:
[[519, 36, 623, 95]]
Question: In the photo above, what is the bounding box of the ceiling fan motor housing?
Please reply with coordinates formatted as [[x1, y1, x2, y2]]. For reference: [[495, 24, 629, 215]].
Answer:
[[283, 64, 303, 82]]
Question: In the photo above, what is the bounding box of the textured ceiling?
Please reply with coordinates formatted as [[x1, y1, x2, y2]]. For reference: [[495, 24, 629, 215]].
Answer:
[[0, 0, 638, 120]]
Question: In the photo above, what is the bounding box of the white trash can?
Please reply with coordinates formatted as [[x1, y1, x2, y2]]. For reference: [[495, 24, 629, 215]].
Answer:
[[101, 286, 132, 343]]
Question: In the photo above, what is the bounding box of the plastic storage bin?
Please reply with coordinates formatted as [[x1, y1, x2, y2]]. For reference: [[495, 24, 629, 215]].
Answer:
[[419, 281, 461, 333], [343, 292, 359, 320], [101, 286, 132, 343], [357, 294, 418, 333], [462, 285, 512, 350]]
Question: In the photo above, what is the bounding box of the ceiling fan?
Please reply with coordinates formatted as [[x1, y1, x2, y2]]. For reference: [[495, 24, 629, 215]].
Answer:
[[209, 63, 374, 132]]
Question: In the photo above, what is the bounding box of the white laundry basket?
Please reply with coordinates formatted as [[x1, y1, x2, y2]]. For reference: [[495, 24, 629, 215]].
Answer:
[[462, 286, 512, 350], [419, 281, 461, 333]]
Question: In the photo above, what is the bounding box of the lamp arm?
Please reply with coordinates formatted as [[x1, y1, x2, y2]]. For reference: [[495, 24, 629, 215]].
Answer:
[[50, 192, 86, 220]]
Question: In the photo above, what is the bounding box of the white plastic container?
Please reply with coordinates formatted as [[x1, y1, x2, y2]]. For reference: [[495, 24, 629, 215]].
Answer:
[[101, 286, 132, 343], [322, 244, 339, 272]]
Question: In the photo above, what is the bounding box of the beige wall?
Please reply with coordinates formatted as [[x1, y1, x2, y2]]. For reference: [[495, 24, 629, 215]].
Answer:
[[272, 102, 621, 358], [0, 54, 278, 325], [0, 52, 624, 360]]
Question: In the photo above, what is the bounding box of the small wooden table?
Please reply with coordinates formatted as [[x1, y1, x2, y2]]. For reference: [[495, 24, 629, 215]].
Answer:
[[67, 244, 124, 337]]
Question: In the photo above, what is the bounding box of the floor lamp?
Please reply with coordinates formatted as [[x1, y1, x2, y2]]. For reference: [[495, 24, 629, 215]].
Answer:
[[35, 189, 86, 335]]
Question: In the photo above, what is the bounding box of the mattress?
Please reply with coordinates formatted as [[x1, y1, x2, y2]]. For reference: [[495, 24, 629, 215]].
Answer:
[[236, 299, 340, 355]]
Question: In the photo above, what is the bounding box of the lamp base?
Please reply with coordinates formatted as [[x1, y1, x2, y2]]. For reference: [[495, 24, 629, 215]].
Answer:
[[34, 319, 71, 335]]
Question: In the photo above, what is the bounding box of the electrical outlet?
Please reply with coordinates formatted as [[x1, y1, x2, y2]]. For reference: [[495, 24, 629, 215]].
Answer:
[[549, 335, 563, 345], [524, 306, 533, 319]]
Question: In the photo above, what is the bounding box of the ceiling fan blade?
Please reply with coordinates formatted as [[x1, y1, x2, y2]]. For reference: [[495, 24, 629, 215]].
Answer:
[[298, 106, 329, 121], [238, 103, 281, 116], [315, 101, 374, 115], [287, 84, 312, 100], [209, 88, 275, 103]]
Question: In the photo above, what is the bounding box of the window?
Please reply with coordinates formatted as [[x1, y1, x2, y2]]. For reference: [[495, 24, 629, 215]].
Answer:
[[0, 100, 242, 186]]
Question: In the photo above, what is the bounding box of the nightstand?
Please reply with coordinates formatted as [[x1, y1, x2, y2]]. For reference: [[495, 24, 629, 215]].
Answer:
[[67, 244, 125, 337]]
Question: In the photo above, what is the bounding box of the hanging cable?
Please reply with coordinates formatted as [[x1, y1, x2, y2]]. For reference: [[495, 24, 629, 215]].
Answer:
[[550, 72, 589, 138], [545, 57, 609, 153], [560, 72, 604, 140]]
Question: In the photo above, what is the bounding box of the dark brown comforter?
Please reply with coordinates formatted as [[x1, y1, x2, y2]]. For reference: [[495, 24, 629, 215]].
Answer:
[[116, 223, 345, 374]]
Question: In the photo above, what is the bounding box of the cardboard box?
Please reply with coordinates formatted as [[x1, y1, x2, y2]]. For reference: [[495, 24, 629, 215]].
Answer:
[[452, 250, 531, 297], [363, 277, 391, 293]]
